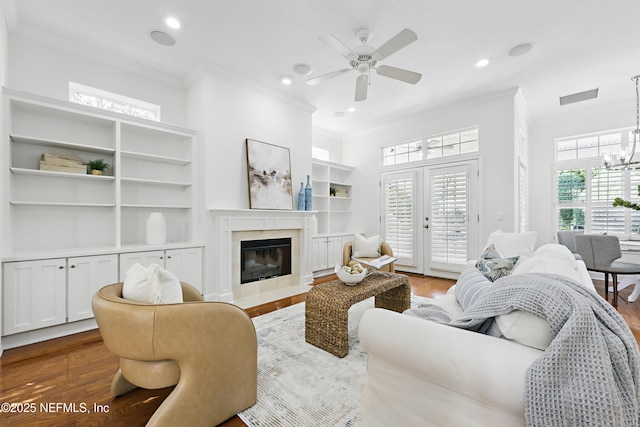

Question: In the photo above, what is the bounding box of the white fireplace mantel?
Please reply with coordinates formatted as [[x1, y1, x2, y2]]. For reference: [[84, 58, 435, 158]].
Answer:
[[207, 208, 316, 302]]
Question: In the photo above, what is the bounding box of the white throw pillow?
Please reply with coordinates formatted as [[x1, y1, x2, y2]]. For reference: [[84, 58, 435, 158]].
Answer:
[[494, 311, 552, 351], [486, 230, 537, 259], [352, 234, 381, 257], [512, 244, 583, 285], [122, 263, 183, 304]]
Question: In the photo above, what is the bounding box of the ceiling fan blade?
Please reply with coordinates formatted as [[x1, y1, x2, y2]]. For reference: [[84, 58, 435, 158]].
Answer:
[[306, 68, 353, 86], [376, 65, 422, 84], [355, 74, 368, 101], [373, 28, 418, 60], [319, 34, 357, 61]]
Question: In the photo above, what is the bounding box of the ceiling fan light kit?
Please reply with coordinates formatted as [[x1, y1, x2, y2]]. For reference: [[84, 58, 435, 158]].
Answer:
[[307, 27, 422, 102]]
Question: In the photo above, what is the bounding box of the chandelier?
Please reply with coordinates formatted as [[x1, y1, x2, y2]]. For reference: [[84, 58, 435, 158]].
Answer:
[[603, 75, 640, 170]]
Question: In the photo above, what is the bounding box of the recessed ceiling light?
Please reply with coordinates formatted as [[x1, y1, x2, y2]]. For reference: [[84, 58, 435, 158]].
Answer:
[[150, 31, 175, 46], [474, 58, 490, 68], [508, 43, 534, 57], [347, 107, 356, 113], [292, 63, 313, 76], [163, 16, 181, 29], [281, 75, 293, 85]]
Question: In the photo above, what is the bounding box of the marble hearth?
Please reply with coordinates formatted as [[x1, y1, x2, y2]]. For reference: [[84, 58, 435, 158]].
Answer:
[[208, 209, 315, 307]]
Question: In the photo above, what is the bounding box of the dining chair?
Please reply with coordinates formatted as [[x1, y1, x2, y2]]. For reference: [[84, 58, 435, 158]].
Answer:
[[574, 234, 640, 307]]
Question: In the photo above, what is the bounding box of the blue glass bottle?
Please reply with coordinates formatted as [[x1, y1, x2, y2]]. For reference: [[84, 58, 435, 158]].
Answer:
[[297, 182, 305, 211], [305, 175, 312, 211]]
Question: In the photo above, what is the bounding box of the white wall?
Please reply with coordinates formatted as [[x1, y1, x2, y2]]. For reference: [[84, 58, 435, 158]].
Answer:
[[7, 33, 188, 126], [186, 69, 313, 299], [187, 70, 313, 210], [529, 100, 632, 245], [0, 4, 8, 87], [343, 89, 519, 252], [312, 126, 343, 163]]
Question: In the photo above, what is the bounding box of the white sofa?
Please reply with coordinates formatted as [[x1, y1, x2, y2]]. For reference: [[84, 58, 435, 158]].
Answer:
[[358, 241, 596, 427]]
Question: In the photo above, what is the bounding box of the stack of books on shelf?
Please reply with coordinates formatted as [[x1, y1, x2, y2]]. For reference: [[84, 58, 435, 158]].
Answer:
[[39, 153, 86, 174]]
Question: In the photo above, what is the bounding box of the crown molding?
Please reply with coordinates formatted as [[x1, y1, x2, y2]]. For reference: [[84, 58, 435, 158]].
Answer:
[[344, 87, 522, 139], [312, 126, 342, 140], [8, 16, 187, 88], [185, 60, 316, 114]]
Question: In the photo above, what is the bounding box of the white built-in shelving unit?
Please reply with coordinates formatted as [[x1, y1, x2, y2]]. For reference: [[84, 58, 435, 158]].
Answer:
[[2, 88, 198, 256], [311, 159, 357, 275], [311, 159, 354, 235], [0, 88, 203, 351]]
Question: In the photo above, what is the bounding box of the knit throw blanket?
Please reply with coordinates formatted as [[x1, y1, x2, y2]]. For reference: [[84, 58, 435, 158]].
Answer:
[[406, 273, 640, 426]]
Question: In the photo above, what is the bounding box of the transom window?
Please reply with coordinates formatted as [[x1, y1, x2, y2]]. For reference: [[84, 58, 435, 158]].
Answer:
[[312, 146, 330, 161], [382, 127, 479, 166], [69, 82, 161, 121]]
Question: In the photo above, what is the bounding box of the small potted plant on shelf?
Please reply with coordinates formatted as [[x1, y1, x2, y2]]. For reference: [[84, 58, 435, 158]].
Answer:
[[87, 159, 110, 175]]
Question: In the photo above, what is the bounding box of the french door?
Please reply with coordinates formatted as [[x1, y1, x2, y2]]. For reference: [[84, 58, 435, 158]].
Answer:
[[424, 161, 479, 276], [381, 159, 479, 277]]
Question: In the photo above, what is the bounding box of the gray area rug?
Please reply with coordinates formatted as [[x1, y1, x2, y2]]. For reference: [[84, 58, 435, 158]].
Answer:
[[238, 293, 432, 427], [238, 298, 372, 426]]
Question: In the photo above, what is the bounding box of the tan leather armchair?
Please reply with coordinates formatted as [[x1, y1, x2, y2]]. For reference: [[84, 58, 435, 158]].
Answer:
[[92, 282, 257, 427], [343, 241, 395, 272]]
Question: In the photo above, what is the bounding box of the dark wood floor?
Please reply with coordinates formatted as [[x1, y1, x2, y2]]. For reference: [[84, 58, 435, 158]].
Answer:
[[0, 274, 638, 426]]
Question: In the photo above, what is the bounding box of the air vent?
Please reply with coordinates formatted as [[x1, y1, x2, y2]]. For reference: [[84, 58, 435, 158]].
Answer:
[[559, 89, 599, 106]]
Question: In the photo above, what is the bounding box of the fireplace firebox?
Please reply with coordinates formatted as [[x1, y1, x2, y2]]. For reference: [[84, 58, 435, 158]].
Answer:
[[241, 238, 292, 284]]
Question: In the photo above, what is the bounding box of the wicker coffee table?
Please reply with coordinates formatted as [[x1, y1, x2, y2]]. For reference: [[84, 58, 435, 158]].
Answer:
[[305, 272, 411, 357]]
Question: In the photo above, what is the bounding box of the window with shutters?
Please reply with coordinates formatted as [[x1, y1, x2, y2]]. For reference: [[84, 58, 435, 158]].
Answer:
[[555, 128, 640, 234], [518, 160, 528, 232], [429, 167, 469, 268], [381, 171, 417, 266]]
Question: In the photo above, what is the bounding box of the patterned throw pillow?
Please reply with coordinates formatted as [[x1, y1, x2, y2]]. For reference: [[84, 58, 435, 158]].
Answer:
[[475, 244, 520, 282], [455, 268, 493, 310]]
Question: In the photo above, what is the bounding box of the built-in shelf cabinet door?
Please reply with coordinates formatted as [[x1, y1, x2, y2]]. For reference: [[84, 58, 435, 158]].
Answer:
[[67, 254, 118, 322], [311, 237, 328, 271], [326, 236, 343, 267], [3, 259, 67, 335], [165, 247, 203, 292], [118, 248, 203, 293], [311, 236, 346, 272], [119, 250, 165, 279]]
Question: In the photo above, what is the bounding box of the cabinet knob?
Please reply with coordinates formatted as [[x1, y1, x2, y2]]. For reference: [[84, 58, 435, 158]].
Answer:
[[167, 255, 171, 259], [70, 265, 76, 268], [58, 266, 64, 269], [160, 256, 164, 260]]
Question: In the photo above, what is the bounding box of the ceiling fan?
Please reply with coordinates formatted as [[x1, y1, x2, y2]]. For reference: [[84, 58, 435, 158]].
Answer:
[[307, 28, 422, 102]]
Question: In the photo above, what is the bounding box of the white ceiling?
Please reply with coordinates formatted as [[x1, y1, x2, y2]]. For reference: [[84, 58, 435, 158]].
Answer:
[[5, 0, 640, 135]]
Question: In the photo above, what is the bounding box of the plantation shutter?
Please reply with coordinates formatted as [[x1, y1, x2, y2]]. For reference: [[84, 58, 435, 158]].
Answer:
[[630, 169, 640, 233], [381, 170, 417, 266], [518, 160, 528, 232], [429, 166, 469, 268], [591, 167, 625, 234]]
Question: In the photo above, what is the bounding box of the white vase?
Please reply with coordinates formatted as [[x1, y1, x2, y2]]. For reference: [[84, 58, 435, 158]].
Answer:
[[146, 212, 166, 245]]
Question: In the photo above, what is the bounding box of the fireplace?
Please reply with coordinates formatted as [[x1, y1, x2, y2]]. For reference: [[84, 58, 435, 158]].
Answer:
[[208, 209, 315, 303], [241, 238, 292, 284]]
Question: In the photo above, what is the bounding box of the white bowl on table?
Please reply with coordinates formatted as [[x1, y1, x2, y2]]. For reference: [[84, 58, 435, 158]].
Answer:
[[335, 264, 368, 285]]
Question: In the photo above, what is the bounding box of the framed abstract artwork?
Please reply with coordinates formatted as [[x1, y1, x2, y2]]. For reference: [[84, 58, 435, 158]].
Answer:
[[245, 139, 293, 210]]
